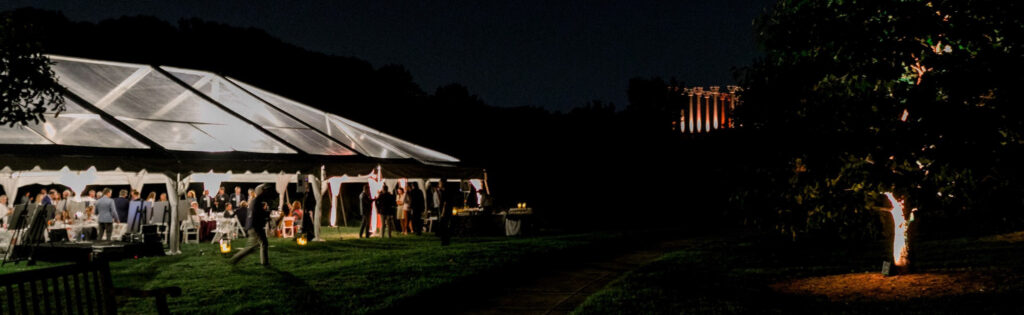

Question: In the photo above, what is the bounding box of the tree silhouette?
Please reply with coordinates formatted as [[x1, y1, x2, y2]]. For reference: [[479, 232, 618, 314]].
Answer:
[[0, 11, 65, 126], [735, 0, 1024, 248]]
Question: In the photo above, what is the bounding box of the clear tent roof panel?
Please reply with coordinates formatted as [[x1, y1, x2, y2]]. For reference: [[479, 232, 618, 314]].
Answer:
[[329, 115, 459, 162], [0, 125, 51, 145], [26, 99, 148, 149], [164, 67, 356, 155], [163, 67, 306, 128], [120, 118, 232, 152], [226, 78, 331, 131], [48, 57, 146, 106], [49, 56, 295, 154], [228, 77, 459, 162], [264, 127, 357, 156]]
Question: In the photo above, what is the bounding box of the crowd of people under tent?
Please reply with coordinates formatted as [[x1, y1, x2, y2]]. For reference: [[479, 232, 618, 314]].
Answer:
[[0, 177, 493, 245]]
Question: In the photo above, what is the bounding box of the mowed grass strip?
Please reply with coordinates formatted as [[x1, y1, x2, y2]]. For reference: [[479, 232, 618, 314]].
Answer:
[[572, 232, 1024, 314], [100, 227, 618, 314]]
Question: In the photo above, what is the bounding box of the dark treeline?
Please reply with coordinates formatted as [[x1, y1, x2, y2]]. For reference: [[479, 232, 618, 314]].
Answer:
[[6, 8, 740, 231]]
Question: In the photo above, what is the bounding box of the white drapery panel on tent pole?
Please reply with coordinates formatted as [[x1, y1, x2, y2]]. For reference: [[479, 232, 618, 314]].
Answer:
[[191, 171, 232, 194], [275, 173, 292, 212], [126, 169, 148, 193], [166, 174, 180, 255], [312, 169, 324, 241], [57, 167, 98, 200], [367, 166, 384, 237], [0, 170, 20, 208], [176, 174, 191, 198], [326, 176, 347, 227]]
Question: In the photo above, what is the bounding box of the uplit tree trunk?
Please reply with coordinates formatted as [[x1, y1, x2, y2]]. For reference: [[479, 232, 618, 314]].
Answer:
[[884, 192, 912, 274]]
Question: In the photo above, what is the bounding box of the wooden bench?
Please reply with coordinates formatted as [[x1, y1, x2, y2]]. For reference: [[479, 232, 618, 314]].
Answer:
[[0, 260, 181, 315]]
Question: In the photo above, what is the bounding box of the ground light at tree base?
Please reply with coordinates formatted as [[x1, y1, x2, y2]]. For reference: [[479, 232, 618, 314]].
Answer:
[[884, 192, 911, 269]]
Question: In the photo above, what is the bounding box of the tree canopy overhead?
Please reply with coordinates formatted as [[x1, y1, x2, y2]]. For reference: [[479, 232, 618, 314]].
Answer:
[[735, 0, 1024, 240], [0, 11, 65, 126]]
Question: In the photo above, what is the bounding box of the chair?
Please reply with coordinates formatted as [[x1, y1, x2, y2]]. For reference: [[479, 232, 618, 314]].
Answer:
[[281, 217, 295, 238], [180, 216, 199, 244], [211, 217, 236, 243], [233, 217, 247, 238], [149, 202, 171, 245]]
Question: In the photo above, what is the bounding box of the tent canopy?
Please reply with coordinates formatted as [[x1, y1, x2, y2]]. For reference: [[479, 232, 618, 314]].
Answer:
[[0, 55, 478, 178], [1, 55, 458, 161]]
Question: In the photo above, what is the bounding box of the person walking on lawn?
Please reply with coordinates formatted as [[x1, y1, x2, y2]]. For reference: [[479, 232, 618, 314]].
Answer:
[[229, 184, 274, 266]]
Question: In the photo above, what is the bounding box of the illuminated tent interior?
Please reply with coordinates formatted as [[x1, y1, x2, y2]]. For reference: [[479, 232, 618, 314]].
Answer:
[[0, 55, 483, 252]]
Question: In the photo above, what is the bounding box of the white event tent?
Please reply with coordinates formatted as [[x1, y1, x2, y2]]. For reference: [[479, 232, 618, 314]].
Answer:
[[0, 55, 483, 253]]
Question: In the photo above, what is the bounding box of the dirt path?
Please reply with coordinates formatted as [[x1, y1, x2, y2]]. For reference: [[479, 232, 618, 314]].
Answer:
[[451, 239, 696, 315]]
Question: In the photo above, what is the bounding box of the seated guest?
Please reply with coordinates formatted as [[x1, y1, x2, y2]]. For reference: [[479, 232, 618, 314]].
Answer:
[[224, 203, 235, 218], [290, 201, 303, 233], [77, 205, 96, 223], [234, 201, 248, 225]]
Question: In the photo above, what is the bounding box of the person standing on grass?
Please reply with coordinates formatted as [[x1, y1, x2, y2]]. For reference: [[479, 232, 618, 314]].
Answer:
[[230, 184, 274, 266], [94, 188, 119, 241], [396, 187, 411, 235], [359, 185, 373, 238], [376, 185, 396, 238], [437, 179, 454, 246], [409, 182, 425, 235]]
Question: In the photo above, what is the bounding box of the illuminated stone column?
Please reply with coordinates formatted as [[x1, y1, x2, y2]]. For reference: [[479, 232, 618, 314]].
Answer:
[[703, 90, 711, 132], [687, 88, 695, 133], [694, 87, 703, 133], [710, 86, 720, 130]]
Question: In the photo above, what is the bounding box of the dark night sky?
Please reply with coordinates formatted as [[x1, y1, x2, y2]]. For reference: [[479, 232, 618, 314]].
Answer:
[[4, 0, 776, 111]]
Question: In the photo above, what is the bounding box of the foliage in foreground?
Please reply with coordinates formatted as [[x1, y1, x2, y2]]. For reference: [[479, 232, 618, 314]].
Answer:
[[0, 11, 65, 126], [734, 0, 1024, 241]]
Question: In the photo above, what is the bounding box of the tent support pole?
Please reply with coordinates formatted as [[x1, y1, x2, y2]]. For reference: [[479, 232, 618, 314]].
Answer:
[[167, 173, 181, 255]]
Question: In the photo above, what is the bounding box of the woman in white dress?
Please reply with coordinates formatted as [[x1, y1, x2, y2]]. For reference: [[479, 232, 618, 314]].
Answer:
[[396, 188, 412, 235]]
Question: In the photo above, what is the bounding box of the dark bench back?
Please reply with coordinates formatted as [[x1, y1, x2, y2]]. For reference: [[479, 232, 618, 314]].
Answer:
[[0, 261, 116, 315]]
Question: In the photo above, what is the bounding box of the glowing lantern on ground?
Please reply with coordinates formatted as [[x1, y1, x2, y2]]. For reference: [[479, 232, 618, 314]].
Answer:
[[219, 240, 231, 253], [297, 235, 308, 246]]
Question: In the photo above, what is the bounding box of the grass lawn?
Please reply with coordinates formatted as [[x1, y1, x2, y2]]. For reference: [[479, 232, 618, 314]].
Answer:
[[4, 226, 625, 314], [572, 231, 1024, 314]]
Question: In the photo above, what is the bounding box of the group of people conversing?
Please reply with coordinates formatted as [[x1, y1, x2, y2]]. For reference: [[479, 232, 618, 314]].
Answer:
[[357, 180, 461, 245]]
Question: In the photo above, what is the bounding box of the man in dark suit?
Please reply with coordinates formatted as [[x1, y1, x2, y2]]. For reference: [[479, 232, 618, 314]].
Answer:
[[214, 187, 229, 212], [229, 184, 273, 266], [437, 179, 455, 246], [358, 185, 373, 238], [229, 186, 246, 210], [409, 182, 426, 235], [114, 189, 130, 223], [200, 190, 215, 212]]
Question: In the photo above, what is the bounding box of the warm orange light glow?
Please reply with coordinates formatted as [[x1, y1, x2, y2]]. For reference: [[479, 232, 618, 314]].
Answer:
[[297, 236, 308, 246], [901, 109, 910, 122], [884, 192, 910, 267], [696, 92, 703, 133], [219, 240, 231, 253]]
